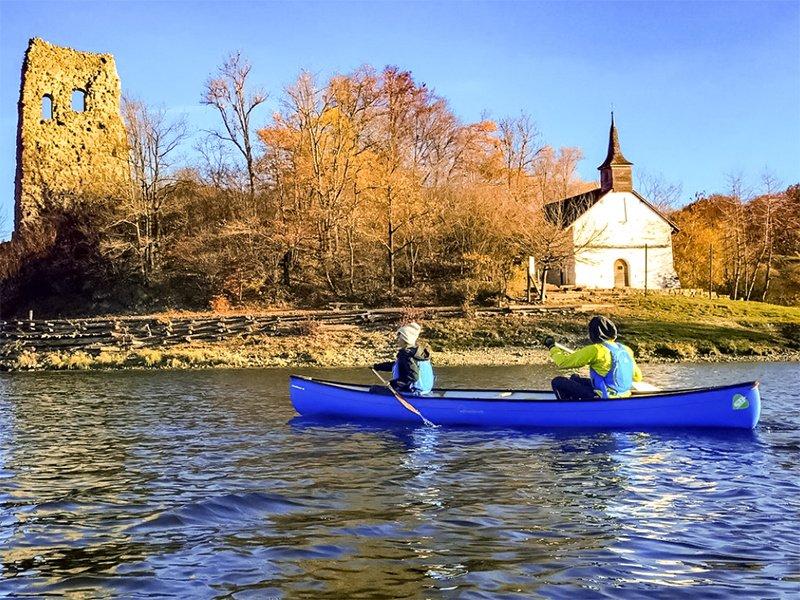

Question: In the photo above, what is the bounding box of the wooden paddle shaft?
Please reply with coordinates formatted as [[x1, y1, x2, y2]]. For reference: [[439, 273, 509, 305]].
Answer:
[[371, 369, 436, 427]]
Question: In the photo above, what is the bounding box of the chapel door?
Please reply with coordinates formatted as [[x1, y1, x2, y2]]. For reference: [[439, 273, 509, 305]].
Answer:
[[614, 259, 629, 288]]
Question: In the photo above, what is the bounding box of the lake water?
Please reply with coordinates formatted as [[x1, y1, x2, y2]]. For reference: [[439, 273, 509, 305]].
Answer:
[[1, 362, 798, 598]]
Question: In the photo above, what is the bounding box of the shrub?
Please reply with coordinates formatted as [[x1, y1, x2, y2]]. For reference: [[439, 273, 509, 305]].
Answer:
[[65, 351, 93, 369], [652, 342, 696, 360], [138, 349, 164, 367], [15, 350, 39, 370], [696, 342, 720, 357], [95, 351, 126, 367], [44, 352, 66, 369], [169, 348, 208, 366], [475, 287, 501, 307], [780, 323, 800, 349], [209, 294, 232, 313], [296, 319, 321, 336], [43, 351, 94, 370]]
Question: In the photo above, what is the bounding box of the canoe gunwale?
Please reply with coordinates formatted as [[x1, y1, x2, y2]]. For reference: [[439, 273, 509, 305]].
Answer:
[[289, 375, 760, 404]]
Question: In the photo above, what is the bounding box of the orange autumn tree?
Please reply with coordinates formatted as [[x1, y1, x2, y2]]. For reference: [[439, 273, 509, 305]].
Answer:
[[174, 60, 599, 307], [259, 66, 501, 299], [672, 176, 800, 303], [363, 67, 465, 296], [260, 69, 378, 294], [456, 111, 588, 302]]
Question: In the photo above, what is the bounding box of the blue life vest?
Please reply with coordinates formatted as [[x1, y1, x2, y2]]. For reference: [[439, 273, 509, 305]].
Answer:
[[590, 342, 634, 398], [392, 359, 435, 395]]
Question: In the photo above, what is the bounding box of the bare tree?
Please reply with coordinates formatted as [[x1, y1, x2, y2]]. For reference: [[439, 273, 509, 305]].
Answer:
[[534, 146, 585, 204], [110, 96, 187, 284], [636, 170, 683, 211], [497, 112, 543, 189], [202, 52, 267, 207], [264, 69, 381, 293], [521, 194, 604, 302], [722, 173, 750, 299], [748, 170, 781, 300]]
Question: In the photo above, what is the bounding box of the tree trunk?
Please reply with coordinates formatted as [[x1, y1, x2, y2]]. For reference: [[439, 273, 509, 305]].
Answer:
[[760, 199, 775, 302], [732, 253, 741, 300], [347, 229, 356, 295], [151, 208, 160, 276], [387, 192, 395, 295], [731, 214, 743, 299], [247, 159, 256, 208], [281, 250, 292, 287], [539, 267, 548, 302], [761, 248, 773, 302], [388, 227, 395, 295], [408, 242, 418, 286]]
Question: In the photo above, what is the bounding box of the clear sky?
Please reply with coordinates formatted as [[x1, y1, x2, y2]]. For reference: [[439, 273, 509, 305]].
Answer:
[[1, 0, 798, 236]]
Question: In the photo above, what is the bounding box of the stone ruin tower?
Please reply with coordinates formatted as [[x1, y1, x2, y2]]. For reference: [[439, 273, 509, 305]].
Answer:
[[13, 38, 129, 233]]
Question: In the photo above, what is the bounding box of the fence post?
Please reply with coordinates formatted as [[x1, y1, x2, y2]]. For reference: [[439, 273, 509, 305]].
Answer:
[[708, 245, 713, 299]]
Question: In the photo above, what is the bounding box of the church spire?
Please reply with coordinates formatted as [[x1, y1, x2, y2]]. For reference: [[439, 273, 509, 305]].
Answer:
[[598, 112, 633, 192]]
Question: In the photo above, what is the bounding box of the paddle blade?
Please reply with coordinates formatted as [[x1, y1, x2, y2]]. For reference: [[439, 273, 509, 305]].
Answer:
[[631, 381, 660, 392]]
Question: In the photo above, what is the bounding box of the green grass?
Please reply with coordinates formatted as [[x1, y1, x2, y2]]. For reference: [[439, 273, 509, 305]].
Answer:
[[425, 295, 799, 360], [607, 295, 799, 358]]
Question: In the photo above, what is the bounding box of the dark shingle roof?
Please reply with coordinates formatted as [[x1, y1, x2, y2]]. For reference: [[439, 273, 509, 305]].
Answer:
[[544, 188, 606, 227], [545, 187, 679, 232]]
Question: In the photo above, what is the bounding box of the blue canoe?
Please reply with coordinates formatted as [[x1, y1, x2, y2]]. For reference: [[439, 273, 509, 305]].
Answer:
[[289, 376, 761, 429]]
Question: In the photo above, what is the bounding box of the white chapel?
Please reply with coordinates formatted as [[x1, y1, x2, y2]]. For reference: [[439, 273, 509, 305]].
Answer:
[[546, 115, 680, 289]]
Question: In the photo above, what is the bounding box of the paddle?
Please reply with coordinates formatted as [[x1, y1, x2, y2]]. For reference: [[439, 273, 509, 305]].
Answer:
[[371, 368, 437, 428], [551, 342, 660, 392]]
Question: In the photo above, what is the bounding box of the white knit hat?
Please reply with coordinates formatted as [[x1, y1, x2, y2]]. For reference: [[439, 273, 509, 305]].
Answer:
[[397, 322, 421, 346]]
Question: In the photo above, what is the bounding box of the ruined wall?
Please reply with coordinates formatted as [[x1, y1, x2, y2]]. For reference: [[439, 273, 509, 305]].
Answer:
[[13, 38, 129, 233]]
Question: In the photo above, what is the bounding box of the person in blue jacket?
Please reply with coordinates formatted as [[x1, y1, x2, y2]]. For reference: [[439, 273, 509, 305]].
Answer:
[[373, 322, 435, 395]]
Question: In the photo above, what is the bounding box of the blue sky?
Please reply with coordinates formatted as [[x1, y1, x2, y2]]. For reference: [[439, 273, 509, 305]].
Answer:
[[1, 0, 798, 236]]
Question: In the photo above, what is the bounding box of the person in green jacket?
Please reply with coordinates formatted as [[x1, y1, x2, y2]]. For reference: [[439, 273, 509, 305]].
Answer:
[[544, 316, 642, 400]]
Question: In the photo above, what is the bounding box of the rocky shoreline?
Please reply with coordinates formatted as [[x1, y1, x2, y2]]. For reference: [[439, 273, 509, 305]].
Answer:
[[4, 324, 799, 372]]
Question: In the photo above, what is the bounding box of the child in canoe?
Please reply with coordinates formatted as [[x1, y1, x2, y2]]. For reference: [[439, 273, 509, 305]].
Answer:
[[544, 316, 642, 400], [373, 322, 435, 395]]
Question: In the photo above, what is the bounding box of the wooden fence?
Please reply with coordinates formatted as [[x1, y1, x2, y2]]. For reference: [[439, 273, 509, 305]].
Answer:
[[0, 305, 576, 355]]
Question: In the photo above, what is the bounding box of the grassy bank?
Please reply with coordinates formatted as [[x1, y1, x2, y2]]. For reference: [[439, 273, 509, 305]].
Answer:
[[6, 295, 799, 371]]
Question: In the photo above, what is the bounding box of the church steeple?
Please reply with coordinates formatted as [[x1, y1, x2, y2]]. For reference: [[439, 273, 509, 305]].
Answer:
[[598, 112, 633, 192]]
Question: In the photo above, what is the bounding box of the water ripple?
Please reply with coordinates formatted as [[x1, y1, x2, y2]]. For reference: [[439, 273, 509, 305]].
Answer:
[[0, 363, 798, 597]]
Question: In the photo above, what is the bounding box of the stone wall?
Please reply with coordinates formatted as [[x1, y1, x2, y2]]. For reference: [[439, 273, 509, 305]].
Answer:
[[13, 38, 129, 232]]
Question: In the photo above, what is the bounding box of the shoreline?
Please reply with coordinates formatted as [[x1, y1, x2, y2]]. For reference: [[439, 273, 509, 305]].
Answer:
[[5, 337, 799, 373], [4, 295, 798, 372], [5, 350, 799, 374]]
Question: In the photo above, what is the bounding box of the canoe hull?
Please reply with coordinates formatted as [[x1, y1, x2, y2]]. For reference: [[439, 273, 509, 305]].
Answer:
[[289, 376, 761, 430]]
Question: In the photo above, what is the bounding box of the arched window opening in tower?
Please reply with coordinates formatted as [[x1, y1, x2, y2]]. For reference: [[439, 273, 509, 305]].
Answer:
[[41, 94, 53, 120], [71, 89, 86, 112]]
